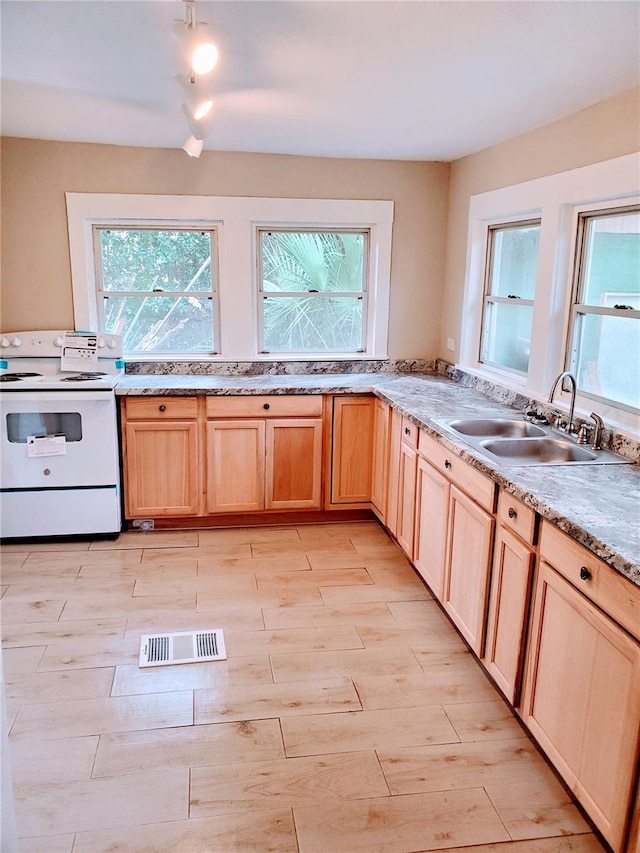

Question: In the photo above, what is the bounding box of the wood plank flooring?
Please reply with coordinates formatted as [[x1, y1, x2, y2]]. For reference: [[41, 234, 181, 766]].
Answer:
[[1, 521, 605, 853]]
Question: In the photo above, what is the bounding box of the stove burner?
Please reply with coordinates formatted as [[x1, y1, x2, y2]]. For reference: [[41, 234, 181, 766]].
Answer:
[[0, 372, 44, 382], [61, 372, 108, 382]]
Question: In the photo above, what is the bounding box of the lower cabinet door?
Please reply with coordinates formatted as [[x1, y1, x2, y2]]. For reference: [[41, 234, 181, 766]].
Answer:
[[442, 485, 494, 655], [396, 442, 417, 558], [413, 456, 449, 600], [483, 524, 535, 704], [522, 562, 640, 852], [125, 420, 200, 517], [265, 418, 323, 510], [206, 420, 265, 513]]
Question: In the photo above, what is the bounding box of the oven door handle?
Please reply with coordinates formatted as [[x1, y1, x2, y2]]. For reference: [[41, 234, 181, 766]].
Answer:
[[0, 390, 116, 403]]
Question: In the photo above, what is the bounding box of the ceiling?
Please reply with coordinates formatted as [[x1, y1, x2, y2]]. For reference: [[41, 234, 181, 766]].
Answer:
[[1, 0, 639, 161]]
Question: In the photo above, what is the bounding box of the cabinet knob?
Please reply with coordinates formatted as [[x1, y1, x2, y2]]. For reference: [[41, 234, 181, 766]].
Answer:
[[579, 566, 591, 581], [263, 403, 270, 410], [444, 459, 451, 469], [404, 427, 410, 435], [159, 404, 166, 412], [43, 468, 51, 476], [508, 507, 517, 519]]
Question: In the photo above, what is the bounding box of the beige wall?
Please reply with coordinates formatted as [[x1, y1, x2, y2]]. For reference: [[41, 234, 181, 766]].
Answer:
[[0, 140, 449, 359], [440, 87, 640, 362]]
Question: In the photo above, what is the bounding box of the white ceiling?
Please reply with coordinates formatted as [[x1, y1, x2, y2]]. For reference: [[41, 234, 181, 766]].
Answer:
[[1, 0, 639, 161]]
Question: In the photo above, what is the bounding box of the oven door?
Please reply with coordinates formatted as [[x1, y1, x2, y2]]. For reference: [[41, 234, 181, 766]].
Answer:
[[0, 391, 119, 489]]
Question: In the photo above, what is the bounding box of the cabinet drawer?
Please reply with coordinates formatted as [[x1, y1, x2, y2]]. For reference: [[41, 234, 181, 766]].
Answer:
[[418, 430, 496, 512], [497, 491, 537, 544], [206, 395, 322, 418], [125, 396, 199, 420], [540, 520, 639, 641], [400, 416, 419, 449]]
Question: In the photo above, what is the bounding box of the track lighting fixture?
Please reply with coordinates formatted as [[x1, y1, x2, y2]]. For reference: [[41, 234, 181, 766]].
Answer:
[[174, 0, 219, 156], [182, 135, 204, 158]]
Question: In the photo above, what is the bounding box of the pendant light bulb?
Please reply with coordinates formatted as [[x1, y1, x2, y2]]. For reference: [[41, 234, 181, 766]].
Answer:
[[191, 40, 218, 76]]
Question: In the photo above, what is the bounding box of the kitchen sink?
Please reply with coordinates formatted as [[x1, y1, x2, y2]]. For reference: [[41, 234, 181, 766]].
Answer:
[[435, 417, 632, 466], [445, 418, 546, 438], [479, 437, 597, 464]]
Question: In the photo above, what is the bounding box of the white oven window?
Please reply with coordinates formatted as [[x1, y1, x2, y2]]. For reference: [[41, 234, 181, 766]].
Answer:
[[6, 412, 83, 443]]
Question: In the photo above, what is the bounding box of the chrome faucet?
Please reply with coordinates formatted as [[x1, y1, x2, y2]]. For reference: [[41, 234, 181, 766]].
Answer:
[[589, 412, 604, 450], [547, 371, 577, 434]]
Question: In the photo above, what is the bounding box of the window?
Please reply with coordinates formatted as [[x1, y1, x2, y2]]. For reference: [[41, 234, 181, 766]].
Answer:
[[568, 207, 640, 411], [480, 220, 540, 374], [95, 227, 218, 356], [257, 229, 368, 353], [460, 152, 640, 430], [67, 194, 393, 361]]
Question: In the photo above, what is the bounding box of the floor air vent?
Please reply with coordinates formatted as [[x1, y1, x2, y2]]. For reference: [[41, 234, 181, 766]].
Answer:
[[139, 629, 226, 668]]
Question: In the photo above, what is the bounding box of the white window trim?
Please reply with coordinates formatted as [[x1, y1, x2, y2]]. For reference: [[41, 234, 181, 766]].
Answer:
[[66, 194, 393, 361], [459, 152, 640, 433]]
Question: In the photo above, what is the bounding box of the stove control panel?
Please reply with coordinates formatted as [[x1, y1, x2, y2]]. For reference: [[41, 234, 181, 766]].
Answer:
[[0, 331, 123, 359]]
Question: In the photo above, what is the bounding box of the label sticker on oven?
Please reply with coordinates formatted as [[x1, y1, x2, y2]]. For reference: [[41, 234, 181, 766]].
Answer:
[[26, 435, 67, 457], [61, 331, 98, 372]]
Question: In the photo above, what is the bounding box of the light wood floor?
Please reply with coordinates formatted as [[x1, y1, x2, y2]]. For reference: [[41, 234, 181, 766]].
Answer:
[[1, 521, 606, 853]]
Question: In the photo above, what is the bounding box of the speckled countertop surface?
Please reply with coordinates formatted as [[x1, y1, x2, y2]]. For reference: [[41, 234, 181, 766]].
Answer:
[[116, 373, 640, 587]]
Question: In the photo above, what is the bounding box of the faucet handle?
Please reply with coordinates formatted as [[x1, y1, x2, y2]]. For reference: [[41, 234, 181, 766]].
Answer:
[[576, 424, 591, 445], [589, 412, 604, 450]]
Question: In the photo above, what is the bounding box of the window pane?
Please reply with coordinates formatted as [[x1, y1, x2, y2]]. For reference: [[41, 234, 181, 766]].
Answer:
[[481, 301, 533, 373], [581, 211, 640, 307], [104, 296, 214, 354], [489, 223, 540, 299], [98, 230, 213, 293], [261, 231, 365, 293], [572, 313, 639, 410], [263, 296, 363, 351]]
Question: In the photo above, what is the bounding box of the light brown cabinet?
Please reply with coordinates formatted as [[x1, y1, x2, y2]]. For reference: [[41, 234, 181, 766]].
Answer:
[[329, 396, 374, 506], [413, 454, 449, 598], [483, 492, 537, 704], [122, 397, 201, 517], [206, 397, 323, 513], [413, 430, 496, 655], [385, 407, 403, 537], [522, 522, 640, 852], [395, 418, 418, 558], [370, 398, 390, 522]]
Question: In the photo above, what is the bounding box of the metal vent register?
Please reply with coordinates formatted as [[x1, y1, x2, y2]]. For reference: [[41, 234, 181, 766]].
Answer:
[[139, 630, 226, 668]]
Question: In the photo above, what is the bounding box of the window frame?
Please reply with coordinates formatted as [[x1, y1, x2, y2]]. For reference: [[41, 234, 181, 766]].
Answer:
[[459, 152, 640, 433], [92, 224, 221, 357], [565, 204, 640, 414], [66, 194, 394, 362], [256, 226, 371, 355], [479, 218, 540, 376]]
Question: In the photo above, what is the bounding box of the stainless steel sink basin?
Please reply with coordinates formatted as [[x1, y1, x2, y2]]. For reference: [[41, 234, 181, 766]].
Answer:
[[445, 418, 547, 438], [435, 417, 632, 466], [479, 437, 597, 464]]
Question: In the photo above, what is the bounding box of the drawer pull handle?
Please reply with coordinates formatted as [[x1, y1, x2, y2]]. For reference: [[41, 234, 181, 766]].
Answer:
[[508, 507, 517, 519], [159, 404, 166, 412], [444, 459, 452, 470], [579, 566, 591, 581], [263, 403, 270, 410]]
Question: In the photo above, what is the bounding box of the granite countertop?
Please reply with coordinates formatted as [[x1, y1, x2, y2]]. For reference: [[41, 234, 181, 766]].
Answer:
[[116, 372, 640, 587]]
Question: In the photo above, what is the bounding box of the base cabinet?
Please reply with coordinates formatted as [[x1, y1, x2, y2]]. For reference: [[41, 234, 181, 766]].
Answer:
[[329, 396, 374, 505], [206, 420, 265, 513], [396, 418, 418, 560], [122, 397, 201, 517], [442, 485, 494, 655], [413, 455, 449, 598], [414, 430, 496, 656], [370, 399, 390, 522], [206, 417, 323, 513], [483, 494, 537, 705], [522, 558, 640, 852]]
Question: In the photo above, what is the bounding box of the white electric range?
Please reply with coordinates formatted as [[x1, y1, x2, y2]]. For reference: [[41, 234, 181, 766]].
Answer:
[[0, 331, 125, 539]]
